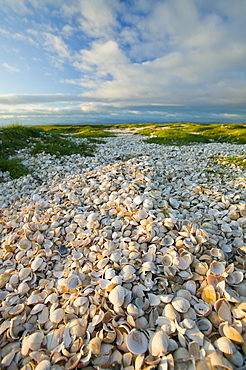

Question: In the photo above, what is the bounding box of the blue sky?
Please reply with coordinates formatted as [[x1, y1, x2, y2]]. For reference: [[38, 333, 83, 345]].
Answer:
[[0, 0, 246, 126]]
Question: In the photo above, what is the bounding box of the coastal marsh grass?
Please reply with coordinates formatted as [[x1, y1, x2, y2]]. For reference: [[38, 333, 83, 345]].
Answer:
[[1, 122, 245, 179], [210, 155, 246, 168], [35, 124, 115, 138], [0, 124, 93, 179], [0, 157, 31, 179], [135, 122, 246, 145], [30, 137, 93, 157]]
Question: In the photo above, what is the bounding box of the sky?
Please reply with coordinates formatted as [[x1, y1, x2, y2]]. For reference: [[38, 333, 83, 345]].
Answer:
[[0, 0, 246, 126]]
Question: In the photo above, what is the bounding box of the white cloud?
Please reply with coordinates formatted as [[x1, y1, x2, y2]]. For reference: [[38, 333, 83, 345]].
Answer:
[[0, 0, 246, 125], [221, 114, 242, 118], [43, 32, 70, 59], [0, 0, 31, 14], [76, 0, 120, 39], [74, 40, 128, 73], [2, 63, 20, 73], [0, 94, 95, 105], [0, 28, 37, 45], [62, 25, 74, 38]]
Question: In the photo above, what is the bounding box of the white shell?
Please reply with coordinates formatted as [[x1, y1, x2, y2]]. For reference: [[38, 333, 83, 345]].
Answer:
[[126, 329, 148, 354], [50, 308, 65, 323], [214, 336, 236, 354], [67, 274, 81, 290], [194, 302, 212, 316], [210, 261, 225, 275], [171, 297, 190, 313], [148, 330, 169, 356], [31, 257, 43, 271], [108, 285, 125, 307], [184, 280, 196, 295], [19, 268, 32, 281], [226, 270, 244, 285], [28, 332, 44, 351], [35, 360, 51, 370], [18, 238, 32, 250]]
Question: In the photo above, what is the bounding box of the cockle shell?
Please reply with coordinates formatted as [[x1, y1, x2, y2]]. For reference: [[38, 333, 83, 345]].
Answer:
[[19, 267, 32, 280], [162, 236, 174, 247], [221, 322, 244, 343], [194, 302, 212, 316], [8, 303, 25, 315], [65, 353, 81, 370], [184, 280, 196, 295], [73, 297, 88, 307], [18, 238, 32, 250], [156, 317, 176, 335], [208, 351, 234, 370], [148, 330, 169, 357], [186, 325, 204, 346], [226, 270, 244, 285], [31, 257, 43, 271], [22, 332, 44, 355], [138, 209, 148, 219], [59, 244, 69, 256], [214, 336, 236, 354], [18, 282, 30, 294], [126, 329, 148, 354], [176, 289, 191, 301], [171, 297, 190, 313], [148, 293, 161, 306], [209, 261, 225, 276], [225, 350, 245, 367], [163, 303, 180, 321], [50, 308, 65, 324], [67, 274, 81, 290], [162, 253, 173, 266], [35, 360, 51, 370], [108, 285, 125, 307], [197, 318, 213, 336], [214, 298, 232, 323], [127, 303, 144, 318], [121, 264, 136, 281], [201, 284, 217, 305]]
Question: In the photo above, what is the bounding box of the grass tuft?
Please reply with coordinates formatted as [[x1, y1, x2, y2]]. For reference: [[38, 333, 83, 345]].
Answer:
[[134, 122, 246, 145], [211, 155, 246, 168], [0, 158, 30, 178], [0, 124, 94, 180]]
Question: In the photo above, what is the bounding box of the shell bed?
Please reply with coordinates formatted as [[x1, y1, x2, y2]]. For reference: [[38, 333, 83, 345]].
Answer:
[[0, 132, 246, 370]]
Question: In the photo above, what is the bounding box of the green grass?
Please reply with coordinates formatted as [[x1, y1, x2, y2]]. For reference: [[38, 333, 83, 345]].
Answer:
[[211, 155, 246, 168], [0, 124, 94, 179], [1, 122, 246, 179], [134, 122, 246, 146], [0, 157, 30, 178], [31, 134, 94, 157], [0, 124, 43, 158], [34, 124, 115, 138]]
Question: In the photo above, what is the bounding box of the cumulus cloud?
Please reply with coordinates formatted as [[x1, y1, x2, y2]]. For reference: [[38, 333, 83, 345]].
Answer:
[[43, 33, 70, 59], [0, 0, 246, 125], [75, 0, 120, 39]]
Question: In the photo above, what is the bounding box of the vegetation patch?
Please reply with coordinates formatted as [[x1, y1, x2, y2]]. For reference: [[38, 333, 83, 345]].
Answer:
[[211, 155, 246, 168], [0, 124, 94, 180], [30, 135, 93, 157], [0, 157, 30, 179], [1, 122, 245, 179], [134, 122, 246, 145], [35, 124, 115, 138]]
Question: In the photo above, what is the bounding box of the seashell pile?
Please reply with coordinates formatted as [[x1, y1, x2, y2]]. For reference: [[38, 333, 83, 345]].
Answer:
[[0, 132, 246, 369]]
